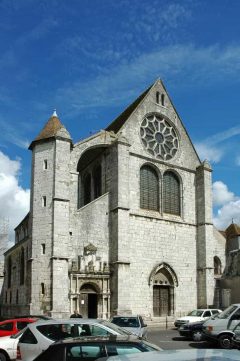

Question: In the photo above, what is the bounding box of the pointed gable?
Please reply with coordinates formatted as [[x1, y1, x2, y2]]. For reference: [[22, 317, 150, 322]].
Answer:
[[105, 79, 201, 168], [105, 83, 154, 133], [29, 113, 71, 150]]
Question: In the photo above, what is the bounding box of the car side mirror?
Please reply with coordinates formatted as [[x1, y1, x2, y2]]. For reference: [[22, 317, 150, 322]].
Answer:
[[143, 323, 147, 327]]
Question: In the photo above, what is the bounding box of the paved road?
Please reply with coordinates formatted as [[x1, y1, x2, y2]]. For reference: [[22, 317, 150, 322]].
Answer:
[[147, 327, 219, 350]]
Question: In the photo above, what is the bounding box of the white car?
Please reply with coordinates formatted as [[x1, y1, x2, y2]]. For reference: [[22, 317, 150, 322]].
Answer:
[[0, 329, 25, 361], [174, 308, 222, 328], [110, 315, 148, 338], [17, 318, 133, 361]]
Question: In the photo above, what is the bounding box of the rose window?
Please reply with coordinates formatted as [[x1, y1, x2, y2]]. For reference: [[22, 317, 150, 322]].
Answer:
[[140, 114, 179, 160]]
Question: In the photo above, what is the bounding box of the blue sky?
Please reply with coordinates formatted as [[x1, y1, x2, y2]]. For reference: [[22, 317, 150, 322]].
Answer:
[[1, 0, 240, 240]]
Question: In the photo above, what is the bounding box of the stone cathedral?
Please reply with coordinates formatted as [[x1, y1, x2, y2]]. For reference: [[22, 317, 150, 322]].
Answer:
[[1, 80, 226, 320]]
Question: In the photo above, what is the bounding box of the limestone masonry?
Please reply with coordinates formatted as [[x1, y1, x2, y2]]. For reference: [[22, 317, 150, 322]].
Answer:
[[1, 80, 226, 319]]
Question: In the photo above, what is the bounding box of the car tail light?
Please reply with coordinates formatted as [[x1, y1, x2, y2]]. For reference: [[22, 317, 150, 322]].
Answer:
[[207, 326, 213, 332], [16, 345, 22, 360]]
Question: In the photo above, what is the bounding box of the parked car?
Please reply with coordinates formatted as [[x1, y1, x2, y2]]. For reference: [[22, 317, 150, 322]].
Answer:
[[17, 318, 133, 361], [110, 315, 147, 338], [174, 308, 222, 328], [31, 335, 161, 361], [203, 303, 240, 349], [178, 320, 205, 340], [96, 349, 240, 361], [0, 318, 37, 337], [0, 329, 26, 361], [232, 327, 240, 349]]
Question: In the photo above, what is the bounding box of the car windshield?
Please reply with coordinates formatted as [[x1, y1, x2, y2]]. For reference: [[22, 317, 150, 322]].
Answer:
[[187, 310, 204, 317], [217, 305, 239, 319], [111, 317, 140, 328], [100, 320, 132, 335]]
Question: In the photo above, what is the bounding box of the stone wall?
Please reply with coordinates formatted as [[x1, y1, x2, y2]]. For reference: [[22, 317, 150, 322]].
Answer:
[[1, 80, 226, 318]]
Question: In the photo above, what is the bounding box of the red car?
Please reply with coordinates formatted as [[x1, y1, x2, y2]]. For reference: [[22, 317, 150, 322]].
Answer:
[[0, 318, 37, 337]]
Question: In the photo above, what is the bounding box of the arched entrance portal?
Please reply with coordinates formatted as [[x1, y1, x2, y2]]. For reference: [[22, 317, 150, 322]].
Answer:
[[149, 263, 178, 317], [80, 283, 99, 318]]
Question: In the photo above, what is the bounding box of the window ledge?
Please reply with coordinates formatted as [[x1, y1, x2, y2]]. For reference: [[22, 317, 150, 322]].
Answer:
[[130, 210, 195, 226], [133, 208, 182, 220]]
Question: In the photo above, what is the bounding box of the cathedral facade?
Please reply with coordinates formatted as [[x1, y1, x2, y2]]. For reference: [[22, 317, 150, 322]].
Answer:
[[1, 80, 226, 319]]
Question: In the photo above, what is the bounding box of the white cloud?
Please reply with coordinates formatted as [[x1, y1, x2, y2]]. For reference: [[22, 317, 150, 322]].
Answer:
[[213, 181, 236, 207], [194, 125, 240, 163], [212, 181, 240, 230], [160, 3, 191, 28], [0, 151, 30, 243], [213, 200, 240, 230], [55, 44, 240, 117], [195, 143, 223, 163], [203, 126, 240, 145]]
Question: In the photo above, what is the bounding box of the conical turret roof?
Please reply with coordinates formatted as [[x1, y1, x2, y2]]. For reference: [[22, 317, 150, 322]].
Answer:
[[225, 223, 240, 239], [29, 111, 71, 150]]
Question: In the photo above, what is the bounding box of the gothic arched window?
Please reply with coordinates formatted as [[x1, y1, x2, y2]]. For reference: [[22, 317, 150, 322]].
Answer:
[[214, 256, 222, 275], [163, 171, 180, 215], [140, 165, 159, 211], [20, 247, 25, 285], [93, 165, 102, 199], [83, 173, 91, 205]]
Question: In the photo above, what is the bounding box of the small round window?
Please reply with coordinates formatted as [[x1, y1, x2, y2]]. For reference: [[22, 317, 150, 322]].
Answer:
[[140, 114, 179, 160]]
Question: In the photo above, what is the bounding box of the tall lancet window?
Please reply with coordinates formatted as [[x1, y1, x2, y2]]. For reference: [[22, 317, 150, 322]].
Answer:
[[140, 165, 159, 211], [163, 171, 180, 215]]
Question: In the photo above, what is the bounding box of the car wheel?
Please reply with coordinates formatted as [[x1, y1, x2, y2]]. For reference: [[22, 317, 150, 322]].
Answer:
[[218, 334, 233, 349], [0, 352, 7, 361]]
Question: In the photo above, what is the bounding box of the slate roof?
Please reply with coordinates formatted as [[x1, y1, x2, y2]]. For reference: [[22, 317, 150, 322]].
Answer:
[[105, 83, 154, 133]]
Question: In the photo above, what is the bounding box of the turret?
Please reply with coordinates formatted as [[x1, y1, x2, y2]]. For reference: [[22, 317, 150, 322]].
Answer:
[[28, 111, 72, 317]]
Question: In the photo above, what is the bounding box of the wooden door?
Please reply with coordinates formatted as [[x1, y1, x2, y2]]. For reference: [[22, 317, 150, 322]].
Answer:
[[153, 286, 170, 316], [79, 294, 88, 318]]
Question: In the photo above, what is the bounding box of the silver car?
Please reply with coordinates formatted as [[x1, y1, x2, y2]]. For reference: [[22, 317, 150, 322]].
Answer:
[[17, 318, 132, 361], [97, 349, 240, 361], [110, 315, 147, 338]]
